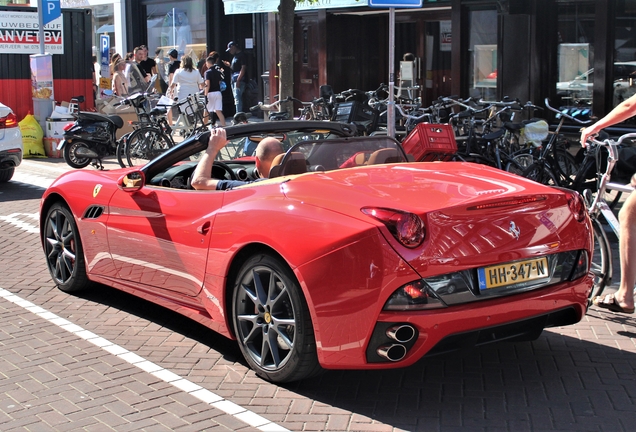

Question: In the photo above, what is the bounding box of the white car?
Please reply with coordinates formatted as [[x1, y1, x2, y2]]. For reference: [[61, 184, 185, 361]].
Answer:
[[0, 102, 23, 183], [557, 62, 636, 101]]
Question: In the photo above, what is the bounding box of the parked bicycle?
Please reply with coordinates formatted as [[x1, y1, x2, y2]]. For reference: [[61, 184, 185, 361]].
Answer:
[[521, 98, 589, 187]]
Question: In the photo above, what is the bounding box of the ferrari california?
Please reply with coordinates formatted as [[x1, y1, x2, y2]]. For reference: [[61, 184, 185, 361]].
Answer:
[[40, 120, 594, 383]]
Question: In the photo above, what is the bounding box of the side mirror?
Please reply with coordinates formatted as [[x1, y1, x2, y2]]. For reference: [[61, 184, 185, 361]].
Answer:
[[118, 170, 145, 192]]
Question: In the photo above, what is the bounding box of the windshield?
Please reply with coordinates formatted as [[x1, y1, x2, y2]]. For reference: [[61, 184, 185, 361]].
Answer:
[[215, 130, 341, 161], [266, 136, 408, 177]]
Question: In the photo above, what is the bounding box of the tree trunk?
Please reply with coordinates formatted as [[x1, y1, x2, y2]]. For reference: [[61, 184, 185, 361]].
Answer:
[[278, 0, 295, 115]]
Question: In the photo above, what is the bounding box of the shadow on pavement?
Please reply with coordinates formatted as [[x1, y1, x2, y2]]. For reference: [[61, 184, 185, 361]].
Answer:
[[0, 181, 46, 202]]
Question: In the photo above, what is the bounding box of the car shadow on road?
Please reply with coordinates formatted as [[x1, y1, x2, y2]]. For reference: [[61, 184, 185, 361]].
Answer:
[[280, 309, 636, 431], [73, 283, 245, 364], [0, 181, 46, 202], [72, 283, 636, 431]]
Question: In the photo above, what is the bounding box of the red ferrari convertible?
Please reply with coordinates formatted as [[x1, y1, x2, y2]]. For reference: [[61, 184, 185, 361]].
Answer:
[[41, 121, 594, 383]]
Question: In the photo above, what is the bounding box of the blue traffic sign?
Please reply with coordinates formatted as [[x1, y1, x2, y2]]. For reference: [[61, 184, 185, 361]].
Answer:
[[42, 0, 61, 26], [368, 0, 423, 7]]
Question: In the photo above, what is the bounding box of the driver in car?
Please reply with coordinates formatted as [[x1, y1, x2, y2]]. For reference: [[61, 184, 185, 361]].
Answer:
[[191, 127, 284, 190]]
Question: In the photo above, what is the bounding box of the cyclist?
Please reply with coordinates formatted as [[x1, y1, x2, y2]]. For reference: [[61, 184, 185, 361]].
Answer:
[[581, 93, 636, 314], [191, 128, 283, 191]]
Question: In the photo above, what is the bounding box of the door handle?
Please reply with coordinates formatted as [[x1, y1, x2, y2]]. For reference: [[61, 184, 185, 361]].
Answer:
[[197, 221, 211, 235]]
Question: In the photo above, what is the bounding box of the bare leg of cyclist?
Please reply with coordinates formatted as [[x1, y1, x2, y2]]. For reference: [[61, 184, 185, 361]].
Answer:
[[215, 110, 226, 127], [616, 191, 636, 310]]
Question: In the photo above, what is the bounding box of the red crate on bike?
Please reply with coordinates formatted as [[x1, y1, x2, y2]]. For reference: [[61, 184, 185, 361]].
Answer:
[[401, 122, 457, 162]]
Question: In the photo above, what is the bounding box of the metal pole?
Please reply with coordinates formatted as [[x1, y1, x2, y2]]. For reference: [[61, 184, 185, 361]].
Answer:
[[387, 8, 395, 138], [37, 0, 45, 54]]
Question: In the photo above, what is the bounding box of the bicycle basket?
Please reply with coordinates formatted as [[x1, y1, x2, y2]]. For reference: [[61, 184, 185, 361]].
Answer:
[[521, 120, 549, 146]]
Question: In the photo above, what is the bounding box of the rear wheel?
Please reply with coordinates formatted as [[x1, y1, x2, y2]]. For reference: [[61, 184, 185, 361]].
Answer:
[[63, 139, 92, 169], [232, 253, 320, 383], [43, 203, 91, 292], [125, 128, 173, 167]]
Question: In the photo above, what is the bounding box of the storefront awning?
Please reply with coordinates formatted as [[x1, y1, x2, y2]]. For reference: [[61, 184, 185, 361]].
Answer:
[[222, 0, 367, 15]]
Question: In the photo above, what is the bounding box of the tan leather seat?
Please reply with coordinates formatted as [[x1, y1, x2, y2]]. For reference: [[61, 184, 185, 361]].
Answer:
[[268, 152, 307, 178], [366, 148, 400, 165]]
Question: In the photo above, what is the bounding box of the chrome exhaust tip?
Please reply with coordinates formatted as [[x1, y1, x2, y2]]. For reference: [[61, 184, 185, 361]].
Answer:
[[376, 344, 407, 362], [386, 324, 416, 343]]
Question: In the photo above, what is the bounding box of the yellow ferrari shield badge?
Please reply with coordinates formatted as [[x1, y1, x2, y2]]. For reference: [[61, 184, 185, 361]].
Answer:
[[93, 184, 103, 198]]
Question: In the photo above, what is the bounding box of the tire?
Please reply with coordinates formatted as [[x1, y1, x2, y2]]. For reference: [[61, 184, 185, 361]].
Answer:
[[589, 218, 612, 304], [504, 158, 527, 176], [232, 253, 320, 383], [0, 167, 15, 183], [42, 203, 91, 292], [553, 149, 579, 188], [116, 132, 133, 168], [507, 152, 535, 173], [125, 128, 173, 167], [63, 139, 92, 169], [523, 162, 559, 186]]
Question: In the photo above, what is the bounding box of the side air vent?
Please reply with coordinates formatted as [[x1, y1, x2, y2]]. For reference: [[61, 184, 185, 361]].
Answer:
[[83, 206, 105, 219]]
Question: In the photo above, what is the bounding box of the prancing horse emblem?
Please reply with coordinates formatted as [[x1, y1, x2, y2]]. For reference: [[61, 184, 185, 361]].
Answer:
[[509, 221, 520, 240]]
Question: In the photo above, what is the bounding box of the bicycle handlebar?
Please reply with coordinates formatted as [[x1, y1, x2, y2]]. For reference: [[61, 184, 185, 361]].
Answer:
[[544, 98, 592, 125], [589, 132, 636, 148]]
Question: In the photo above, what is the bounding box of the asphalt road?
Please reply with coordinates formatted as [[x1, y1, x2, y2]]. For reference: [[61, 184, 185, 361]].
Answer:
[[0, 157, 634, 431]]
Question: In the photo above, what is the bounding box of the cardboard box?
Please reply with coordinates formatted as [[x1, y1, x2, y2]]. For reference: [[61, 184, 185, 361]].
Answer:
[[45, 117, 74, 138], [43, 137, 63, 158], [116, 112, 137, 140]]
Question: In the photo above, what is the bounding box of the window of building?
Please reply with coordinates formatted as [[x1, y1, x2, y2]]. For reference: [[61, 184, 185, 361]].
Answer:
[[467, 9, 498, 100], [144, 1, 207, 69], [555, 1, 595, 108], [612, 0, 636, 109]]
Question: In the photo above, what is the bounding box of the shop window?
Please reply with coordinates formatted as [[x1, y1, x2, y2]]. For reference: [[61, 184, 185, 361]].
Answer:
[[555, 1, 595, 108], [467, 9, 497, 100], [612, 0, 636, 111], [92, 4, 115, 69], [144, 1, 207, 70]]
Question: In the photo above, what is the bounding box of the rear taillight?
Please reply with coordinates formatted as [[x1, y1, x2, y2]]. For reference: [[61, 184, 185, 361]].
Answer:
[[361, 207, 426, 248], [0, 112, 17, 129], [553, 187, 587, 222]]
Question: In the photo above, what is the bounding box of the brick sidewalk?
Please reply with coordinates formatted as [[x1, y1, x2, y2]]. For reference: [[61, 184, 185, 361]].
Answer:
[[1, 166, 636, 431]]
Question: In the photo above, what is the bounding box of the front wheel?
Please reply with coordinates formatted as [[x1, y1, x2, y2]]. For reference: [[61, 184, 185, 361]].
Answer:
[[42, 203, 91, 292], [232, 253, 320, 383], [589, 218, 612, 304], [63, 139, 92, 169], [125, 128, 174, 167]]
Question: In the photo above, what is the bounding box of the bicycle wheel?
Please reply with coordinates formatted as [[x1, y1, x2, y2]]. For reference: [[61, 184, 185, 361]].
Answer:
[[116, 132, 133, 168], [125, 127, 174, 167], [553, 149, 579, 188], [589, 218, 612, 303], [522, 161, 559, 186]]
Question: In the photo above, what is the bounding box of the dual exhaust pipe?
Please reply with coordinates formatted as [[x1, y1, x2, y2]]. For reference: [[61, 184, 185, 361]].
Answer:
[[376, 324, 416, 362]]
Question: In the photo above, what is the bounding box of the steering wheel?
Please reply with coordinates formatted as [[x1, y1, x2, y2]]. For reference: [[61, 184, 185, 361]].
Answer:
[[212, 161, 238, 180], [189, 160, 237, 189]]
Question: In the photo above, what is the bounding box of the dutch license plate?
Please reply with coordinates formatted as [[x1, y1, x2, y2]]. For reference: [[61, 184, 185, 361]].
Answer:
[[478, 257, 549, 290]]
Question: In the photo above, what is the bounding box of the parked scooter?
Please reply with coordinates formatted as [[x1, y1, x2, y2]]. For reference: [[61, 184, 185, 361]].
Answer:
[[59, 74, 156, 169], [60, 95, 124, 169]]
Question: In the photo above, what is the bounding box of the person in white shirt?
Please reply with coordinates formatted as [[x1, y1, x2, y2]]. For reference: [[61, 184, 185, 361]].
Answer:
[[169, 55, 204, 102]]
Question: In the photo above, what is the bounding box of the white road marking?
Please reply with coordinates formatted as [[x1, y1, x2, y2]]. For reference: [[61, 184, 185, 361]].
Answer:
[[2, 166, 291, 430], [0, 212, 39, 234], [0, 289, 289, 432], [10, 171, 54, 189]]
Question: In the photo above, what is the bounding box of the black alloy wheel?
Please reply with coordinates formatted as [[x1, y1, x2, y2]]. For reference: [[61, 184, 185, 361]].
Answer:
[[232, 253, 320, 383], [43, 203, 91, 292]]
